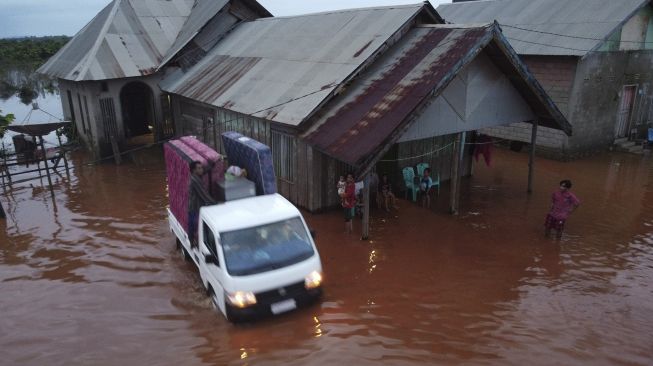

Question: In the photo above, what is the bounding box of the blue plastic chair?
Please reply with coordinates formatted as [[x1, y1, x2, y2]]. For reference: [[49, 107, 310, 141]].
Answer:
[[416, 163, 429, 177], [402, 167, 418, 202]]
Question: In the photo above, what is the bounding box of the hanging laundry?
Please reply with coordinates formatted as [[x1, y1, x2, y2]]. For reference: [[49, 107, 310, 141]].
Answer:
[[473, 134, 493, 167]]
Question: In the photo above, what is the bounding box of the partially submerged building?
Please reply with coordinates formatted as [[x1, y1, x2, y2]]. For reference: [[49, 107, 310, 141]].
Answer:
[[37, 0, 270, 156], [438, 0, 653, 157], [160, 4, 571, 212], [40, 1, 572, 217]]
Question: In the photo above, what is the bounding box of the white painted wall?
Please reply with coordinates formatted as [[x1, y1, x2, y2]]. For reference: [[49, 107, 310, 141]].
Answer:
[[398, 52, 536, 142], [58, 73, 166, 156]]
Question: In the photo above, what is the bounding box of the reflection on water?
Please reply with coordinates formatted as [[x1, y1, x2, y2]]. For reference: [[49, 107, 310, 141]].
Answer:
[[1, 148, 652, 366], [0, 63, 57, 104], [0, 63, 63, 151]]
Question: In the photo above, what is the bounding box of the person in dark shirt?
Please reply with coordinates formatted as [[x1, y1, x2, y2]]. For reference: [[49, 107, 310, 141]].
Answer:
[[188, 161, 215, 247]]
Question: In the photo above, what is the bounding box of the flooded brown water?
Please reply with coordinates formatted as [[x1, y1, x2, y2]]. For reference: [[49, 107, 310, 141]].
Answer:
[[1, 148, 652, 366]]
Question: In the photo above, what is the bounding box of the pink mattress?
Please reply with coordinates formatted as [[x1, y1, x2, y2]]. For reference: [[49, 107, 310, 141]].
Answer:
[[164, 140, 208, 233], [165, 137, 227, 234]]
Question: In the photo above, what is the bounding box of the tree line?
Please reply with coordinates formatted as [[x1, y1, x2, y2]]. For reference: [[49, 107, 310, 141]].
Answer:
[[0, 36, 70, 66]]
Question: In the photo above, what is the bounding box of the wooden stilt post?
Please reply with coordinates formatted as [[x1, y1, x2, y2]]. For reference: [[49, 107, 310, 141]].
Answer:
[[528, 120, 538, 194], [39, 136, 55, 199], [1, 142, 10, 184], [56, 130, 70, 178], [36, 155, 42, 178], [0, 198, 5, 219], [110, 135, 122, 165], [1, 143, 6, 187], [449, 132, 465, 215], [361, 174, 370, 241]]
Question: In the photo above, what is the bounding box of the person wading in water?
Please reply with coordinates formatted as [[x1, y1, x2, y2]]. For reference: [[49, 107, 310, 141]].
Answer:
[[545, 179, 580, 239]]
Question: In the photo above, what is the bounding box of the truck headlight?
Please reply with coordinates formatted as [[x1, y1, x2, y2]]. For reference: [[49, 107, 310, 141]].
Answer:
[[226, 291, 257, 308], [304, 271, 323, 289]]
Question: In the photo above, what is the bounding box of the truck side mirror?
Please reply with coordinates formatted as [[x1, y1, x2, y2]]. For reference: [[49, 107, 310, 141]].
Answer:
[[204, 253, 219, 266]]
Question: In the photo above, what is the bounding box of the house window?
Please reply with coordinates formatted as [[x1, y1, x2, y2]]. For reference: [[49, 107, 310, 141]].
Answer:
[[271, 130, 295, 183], [99, 97, 117, 143], [77, 93, 87, 134]]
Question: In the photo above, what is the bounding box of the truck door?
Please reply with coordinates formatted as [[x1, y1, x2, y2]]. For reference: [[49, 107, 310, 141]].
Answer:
[[199, 220, 226, 314]]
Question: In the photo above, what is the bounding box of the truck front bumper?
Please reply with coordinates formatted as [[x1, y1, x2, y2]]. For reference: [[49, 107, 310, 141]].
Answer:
[[226, 287, 322, 323]]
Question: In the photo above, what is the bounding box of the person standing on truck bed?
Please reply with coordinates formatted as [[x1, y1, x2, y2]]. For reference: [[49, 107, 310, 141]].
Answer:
[[189, 161, 215, 247]]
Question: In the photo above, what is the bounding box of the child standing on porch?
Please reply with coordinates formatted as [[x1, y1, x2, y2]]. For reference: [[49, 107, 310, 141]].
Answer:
[[337, 175, 346, 206], [420, 168, 433, 209], [545, 179, 580, 239]]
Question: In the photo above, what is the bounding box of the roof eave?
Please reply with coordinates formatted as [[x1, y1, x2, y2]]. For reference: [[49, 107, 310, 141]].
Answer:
[[353, 26, 498, 177], [353, 22, 571, 177], [490, 22, 572, 136]]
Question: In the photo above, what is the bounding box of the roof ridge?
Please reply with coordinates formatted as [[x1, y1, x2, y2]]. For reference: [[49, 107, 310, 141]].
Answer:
[[251, 3, 424, 22], [74, 0, 122, 81]]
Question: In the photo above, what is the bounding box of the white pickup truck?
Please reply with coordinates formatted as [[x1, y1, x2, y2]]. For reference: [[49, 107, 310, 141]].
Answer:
[[169, 193, 323, 322]]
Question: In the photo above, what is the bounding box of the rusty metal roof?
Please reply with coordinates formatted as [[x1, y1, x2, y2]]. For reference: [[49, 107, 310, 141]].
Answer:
[[437, 0, 650, 56], [302, 23, 571, 170], [160, 4, 430, 126], [38, 0, 194, 81]]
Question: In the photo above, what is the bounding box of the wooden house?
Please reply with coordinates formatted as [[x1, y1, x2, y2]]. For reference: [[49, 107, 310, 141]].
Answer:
[[37, 0, 270, 157]]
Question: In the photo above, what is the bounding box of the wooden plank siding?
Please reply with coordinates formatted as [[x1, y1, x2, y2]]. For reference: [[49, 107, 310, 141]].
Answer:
[[174, 95, 324, 211]]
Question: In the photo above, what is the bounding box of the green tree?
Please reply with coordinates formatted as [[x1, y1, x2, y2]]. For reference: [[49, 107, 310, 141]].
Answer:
[[0, 109, 15, 138]]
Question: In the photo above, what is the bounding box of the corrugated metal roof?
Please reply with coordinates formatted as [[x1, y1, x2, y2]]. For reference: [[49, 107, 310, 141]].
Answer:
[[38, 0, 194, 81], [437, 0, 649, 56], [158, 0, 231, 69], [160, 4, 428, 126], [302, 24, 571, 169]]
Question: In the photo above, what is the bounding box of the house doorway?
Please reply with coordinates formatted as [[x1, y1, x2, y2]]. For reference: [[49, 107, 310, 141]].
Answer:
[[615, 85, 637, 139], [120, 82, 155, 140]]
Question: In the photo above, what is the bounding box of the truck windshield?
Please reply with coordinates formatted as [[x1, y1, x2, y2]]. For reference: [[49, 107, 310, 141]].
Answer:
[[220, 217, 315, 276]]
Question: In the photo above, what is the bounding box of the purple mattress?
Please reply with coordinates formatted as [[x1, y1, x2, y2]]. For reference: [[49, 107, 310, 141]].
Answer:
[[221, 132, 277, 195], [164, 140, 209, 233]]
